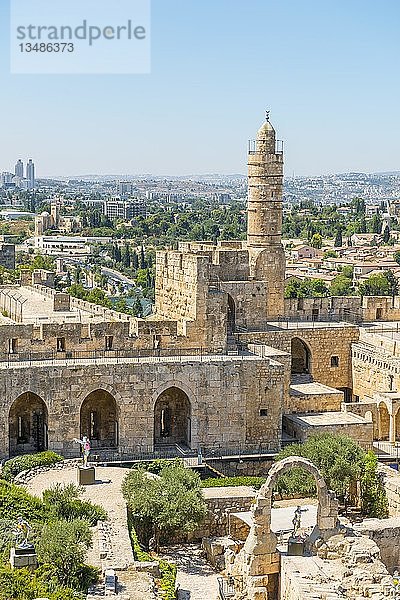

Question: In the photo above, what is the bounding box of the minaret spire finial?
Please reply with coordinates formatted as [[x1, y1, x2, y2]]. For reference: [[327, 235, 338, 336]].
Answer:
[[265, 110, 270, 122]]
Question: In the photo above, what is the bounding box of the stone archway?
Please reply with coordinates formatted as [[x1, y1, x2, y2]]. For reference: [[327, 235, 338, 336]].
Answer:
[[378, 402, 390, 441], [235, 457, 338, 600], [154, 387, 191, 448], [80, 389, 118, 449], [395, 407, 400, 441], [291, 337, 311, 375], [9, 392, 48, 457]]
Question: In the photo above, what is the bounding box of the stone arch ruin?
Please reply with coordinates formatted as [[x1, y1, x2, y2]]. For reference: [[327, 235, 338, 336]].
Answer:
[[232, 456, 339, 600]]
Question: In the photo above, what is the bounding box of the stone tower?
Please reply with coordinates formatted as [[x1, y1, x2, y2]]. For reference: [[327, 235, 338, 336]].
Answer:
[[247, 114, 285, 318]]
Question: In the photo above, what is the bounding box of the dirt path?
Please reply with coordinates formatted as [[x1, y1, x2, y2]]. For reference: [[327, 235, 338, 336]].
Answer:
[[25, 465, 134, 570]]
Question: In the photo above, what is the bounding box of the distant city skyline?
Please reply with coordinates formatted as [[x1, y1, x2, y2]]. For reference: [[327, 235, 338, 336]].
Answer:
[[0, 0, 399, 176]]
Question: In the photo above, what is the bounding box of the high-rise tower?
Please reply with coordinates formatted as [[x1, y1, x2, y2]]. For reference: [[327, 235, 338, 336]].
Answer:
[[26, 159, 35, 190], [15, 160, 24, 178], [247, 113, 285, 317]]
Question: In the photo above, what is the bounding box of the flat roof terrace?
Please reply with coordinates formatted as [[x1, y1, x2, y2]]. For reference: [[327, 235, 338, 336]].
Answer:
[[0, 285, 130, 325], [0, 349, 282, 371], [0, 286, 110, 325]]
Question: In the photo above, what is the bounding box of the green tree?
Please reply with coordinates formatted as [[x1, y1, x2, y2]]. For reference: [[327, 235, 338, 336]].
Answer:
[[394, 250, 400, 265], [122, 461, 206, 552], [310, 233, 322, 249], [334, 229, 343, 248], [370, 214, 382, 234], [275, 434, 366, 504], [360, 451, 388, 518], [359, 270, 398, 296], [330, 274, 353, 296], [382, 225, 390, 244]]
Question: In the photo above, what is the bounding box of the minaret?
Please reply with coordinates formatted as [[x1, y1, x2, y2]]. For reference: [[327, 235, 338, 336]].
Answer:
[[247, 112, 285, 318]]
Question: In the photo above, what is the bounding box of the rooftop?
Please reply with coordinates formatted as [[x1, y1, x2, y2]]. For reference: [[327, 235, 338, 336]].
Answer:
[[285, 411, 370, 427]]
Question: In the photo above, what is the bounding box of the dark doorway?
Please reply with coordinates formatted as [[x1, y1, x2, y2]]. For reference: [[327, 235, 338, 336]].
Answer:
[[154, 387, 191, 448], [291, 338, 311, 375], [9, 392, 48, 457], [80, 390, 118, 448], [227, 295, 236, 334]]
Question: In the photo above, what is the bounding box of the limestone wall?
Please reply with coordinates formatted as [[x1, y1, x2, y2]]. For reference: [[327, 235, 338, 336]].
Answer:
[[288, 387, 343, 414], [283, 414, 373, 450], [352, 343, 399, 400], [191, 488, 255, 540], [239, 324, 359, 391], [378, 464, 400, 516], [0, 353, 284, 459], [283, 295, 400, 323], [354, 517, 400, 572]]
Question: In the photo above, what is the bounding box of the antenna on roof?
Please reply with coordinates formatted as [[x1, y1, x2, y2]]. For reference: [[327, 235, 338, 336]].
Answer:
[[265, 110, 270, 122]]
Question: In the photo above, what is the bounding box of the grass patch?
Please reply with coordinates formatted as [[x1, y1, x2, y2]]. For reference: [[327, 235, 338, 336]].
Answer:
[[201, 476, 266, 489]]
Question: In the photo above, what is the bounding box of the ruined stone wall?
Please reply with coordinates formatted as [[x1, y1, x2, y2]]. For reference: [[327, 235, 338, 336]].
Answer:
[[354, 517, 400, 573], [191, 490, 255, 540], [0, 353, 284, 459], [239, 325, 359, 390], [378, 464, 400, 517]]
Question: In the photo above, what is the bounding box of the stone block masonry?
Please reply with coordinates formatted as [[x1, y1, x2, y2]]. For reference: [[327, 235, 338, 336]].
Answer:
[[0, 352, 284, 459]]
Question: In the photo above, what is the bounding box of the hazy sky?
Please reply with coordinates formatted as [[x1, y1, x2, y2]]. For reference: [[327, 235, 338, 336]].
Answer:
[[0, 0, 399, 177]]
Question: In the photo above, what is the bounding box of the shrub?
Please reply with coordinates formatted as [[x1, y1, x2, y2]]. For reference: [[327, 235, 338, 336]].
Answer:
[[201, 476, 266, 489], [2, 451, 63, 482], [158, 560, 177, 600], [0, 480, 46, 522], [130, 458, 183, 475], [43, 483, 107, 525], [0, 564, 83, 600], [361, 451, 389, 518], [36, 519, 97, 589]]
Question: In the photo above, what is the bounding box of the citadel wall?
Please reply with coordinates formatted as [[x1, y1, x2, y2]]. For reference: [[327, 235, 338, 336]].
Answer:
[[0, 351, 285, 459]]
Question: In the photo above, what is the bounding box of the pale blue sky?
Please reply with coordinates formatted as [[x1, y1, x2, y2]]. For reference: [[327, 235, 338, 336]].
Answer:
[[0, 0, 399, 177]]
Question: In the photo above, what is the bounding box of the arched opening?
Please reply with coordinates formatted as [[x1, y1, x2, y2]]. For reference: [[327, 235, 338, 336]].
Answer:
[[227, 294, 236, 334], [291, 337, 311, 375], [237, 457, 338, 598], [154, 387, 191, 449], [364, 410, 378, 440], [9, 392, 48, 457], [378, 402, 390, 441], [80, 389, 118, 449], [395, 407, 400, 441]]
